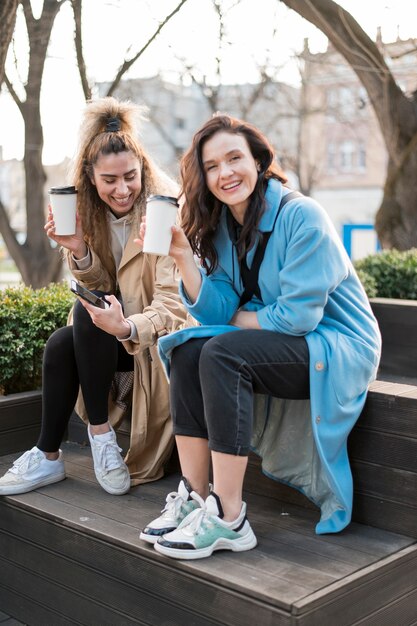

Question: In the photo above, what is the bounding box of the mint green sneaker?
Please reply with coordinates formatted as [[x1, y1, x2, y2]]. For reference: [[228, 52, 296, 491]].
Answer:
[[153, 492, 257, 560], [140, 477, 204, 544]]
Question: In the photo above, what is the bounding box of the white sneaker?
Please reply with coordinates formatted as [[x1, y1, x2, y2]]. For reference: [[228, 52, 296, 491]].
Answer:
[[88, 424, 130, 495], [0, 447, 66, 496], [140, 477, 204, 545], [154, 492, 257, 560]]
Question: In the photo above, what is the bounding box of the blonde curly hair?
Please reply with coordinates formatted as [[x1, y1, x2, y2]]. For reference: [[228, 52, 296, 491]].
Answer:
[[67, 96, 177, 290]]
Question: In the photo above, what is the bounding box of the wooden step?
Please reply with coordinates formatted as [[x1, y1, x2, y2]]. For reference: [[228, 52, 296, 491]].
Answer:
[[243, 379, 417, 539], [0, 444, 416, 626], [63, 377, 417, 543], [0, 390, 42, 455], [349, 379, 417, 538]]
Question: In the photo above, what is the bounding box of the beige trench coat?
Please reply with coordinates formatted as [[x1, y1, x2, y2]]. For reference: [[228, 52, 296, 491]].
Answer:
[[68, 231, 188, 486]]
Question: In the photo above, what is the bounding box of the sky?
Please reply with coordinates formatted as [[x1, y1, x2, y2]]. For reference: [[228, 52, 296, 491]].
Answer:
[[1, 0, 416, 165]]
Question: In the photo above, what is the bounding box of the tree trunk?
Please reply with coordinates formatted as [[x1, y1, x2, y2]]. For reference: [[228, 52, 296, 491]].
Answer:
[[1, 0, 64, 287], [279, 0, 417, 250], [0, 0, 19, 87], [1, 0, 190, 286], [20, 98, 63, 287]]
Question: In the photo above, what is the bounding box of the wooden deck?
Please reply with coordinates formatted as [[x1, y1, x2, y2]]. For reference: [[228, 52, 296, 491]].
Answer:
[[1, 441, 416, 626]]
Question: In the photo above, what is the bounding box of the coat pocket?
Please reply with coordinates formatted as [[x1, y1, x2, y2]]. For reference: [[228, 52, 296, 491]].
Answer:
[[330, 332, 379, 405]]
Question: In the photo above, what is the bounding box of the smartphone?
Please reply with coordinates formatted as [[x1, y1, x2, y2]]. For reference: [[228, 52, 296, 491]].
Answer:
[[70, 279, 109, 309]]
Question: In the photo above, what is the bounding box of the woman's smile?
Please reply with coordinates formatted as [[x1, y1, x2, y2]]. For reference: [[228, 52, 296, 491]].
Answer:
[[202, 131, 258, 223]]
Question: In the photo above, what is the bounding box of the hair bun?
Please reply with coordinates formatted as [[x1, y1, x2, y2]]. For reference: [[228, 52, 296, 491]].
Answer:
[[106, 117, 121, 132]]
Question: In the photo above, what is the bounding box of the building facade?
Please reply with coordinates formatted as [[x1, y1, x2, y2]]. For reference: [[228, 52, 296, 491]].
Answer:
[[300, 30, 417, 257], [2, 32, 416, 267]]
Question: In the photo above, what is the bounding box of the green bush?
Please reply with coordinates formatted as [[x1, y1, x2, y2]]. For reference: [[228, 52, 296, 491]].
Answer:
[[0, 282, 74, 395], [355, 268, 378, 299], [354, 248, 417, 299]]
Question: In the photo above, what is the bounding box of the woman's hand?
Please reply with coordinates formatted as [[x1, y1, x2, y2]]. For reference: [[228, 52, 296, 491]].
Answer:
[[230, 310, 261, 329], [44, 205, 87, 258], [136, 217, 202, 303], [77, 294, 131, 338], [136, 217, 193, 261]]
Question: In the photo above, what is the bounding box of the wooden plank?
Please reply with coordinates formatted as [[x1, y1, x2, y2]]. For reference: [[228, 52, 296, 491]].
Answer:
[[245, 491, 413, 555], [353, 493, 417, 538], [33, 449, 415, 566], [1, 440, 416, 625], [0, 477, 375, 607], [352, 460, 417, 503], [369, 378, 417, 393], [349, 429, 417, 472], [0, 587, 76, 626], [0, 555, 148, 626], [2, 461, 413, 601], [0, 536, 226, 626], [0, 490, 321, 608], [3, 490, 414, 625], [357, 395, 417, 438], [4, 443, 411, 559], [353, 588, 417, 626], [293, 545, 417, 626], [0, 392, 42, 456], [0, 501, 292, 624]]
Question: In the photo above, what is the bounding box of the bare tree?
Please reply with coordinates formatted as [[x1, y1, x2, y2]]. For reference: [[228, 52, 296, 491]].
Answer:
[[0, 0, 19, 87], [0, 0, 189, 287], [1, 0, 64, 287], [279, 0, 417, 249], [165, 1, 302, 169]]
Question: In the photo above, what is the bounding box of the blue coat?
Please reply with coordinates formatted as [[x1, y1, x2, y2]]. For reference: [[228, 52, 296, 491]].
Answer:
[[159, 179, 381, 534]]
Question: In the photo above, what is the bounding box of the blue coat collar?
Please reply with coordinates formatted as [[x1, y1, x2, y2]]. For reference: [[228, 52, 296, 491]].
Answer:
[[258, 179, 285, 232], [221, 178, 286, 234]]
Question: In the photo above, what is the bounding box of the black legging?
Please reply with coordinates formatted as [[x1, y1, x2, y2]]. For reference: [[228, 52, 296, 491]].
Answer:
[[37, 298, 133, 452]]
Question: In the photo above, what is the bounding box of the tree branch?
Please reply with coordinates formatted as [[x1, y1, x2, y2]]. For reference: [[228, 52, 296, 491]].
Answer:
[[4, 73, 23, 113], [278, 0, 415, 153], [0, 198, 21, 262], [0, 0, 19, 88], [71, 0, 91, 101], [105, 0, 189, 97]]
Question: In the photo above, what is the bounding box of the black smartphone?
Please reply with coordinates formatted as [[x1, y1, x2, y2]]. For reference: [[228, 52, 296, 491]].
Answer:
[[70, 279, 109, 309]]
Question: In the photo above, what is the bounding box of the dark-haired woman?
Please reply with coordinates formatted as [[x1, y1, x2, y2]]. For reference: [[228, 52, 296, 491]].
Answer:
[[137, 114, 381, 560], [0, 97, 187, 497]]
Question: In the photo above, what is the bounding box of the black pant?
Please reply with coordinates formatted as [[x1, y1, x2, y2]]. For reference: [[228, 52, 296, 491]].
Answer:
[[37, 298, 133, 452], [169, 331, 310, 456]]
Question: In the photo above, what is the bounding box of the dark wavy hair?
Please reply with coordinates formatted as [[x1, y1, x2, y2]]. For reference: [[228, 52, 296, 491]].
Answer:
[[179, 114, 288, 274]]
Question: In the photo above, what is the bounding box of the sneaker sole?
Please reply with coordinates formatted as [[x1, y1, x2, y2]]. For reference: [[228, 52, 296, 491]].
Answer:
[[139, 531, 160, 545], [0, 472, 66, 496], [154, 530, 258, 560]]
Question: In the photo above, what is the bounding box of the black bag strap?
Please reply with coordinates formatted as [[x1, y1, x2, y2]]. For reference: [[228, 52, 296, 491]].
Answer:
[[239, 190, 302, 307]]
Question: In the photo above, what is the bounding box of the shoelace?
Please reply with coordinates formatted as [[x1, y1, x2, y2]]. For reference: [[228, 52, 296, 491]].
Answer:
[[94, 439, 123, 473], [10, 449, 42, 475], [161, 491, 187, 518], [179, 505, 214, 535]]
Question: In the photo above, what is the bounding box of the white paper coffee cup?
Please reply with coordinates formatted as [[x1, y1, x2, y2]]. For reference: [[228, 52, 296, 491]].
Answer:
[[143, 195, 179, 256], [49, 186, 78, 235]]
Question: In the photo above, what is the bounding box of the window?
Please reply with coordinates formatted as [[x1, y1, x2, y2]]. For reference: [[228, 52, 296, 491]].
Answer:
[[340, 141, 355, 171], [339, 87, 355, 117], [327, 142, 337, 170], [358, 142, 366, 170], [326, 89, 338, 118]]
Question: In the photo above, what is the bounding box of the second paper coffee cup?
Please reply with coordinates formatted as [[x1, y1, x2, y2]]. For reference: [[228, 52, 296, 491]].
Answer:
[[49, 186, 78, 235], [143, 195, 179, 255]]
